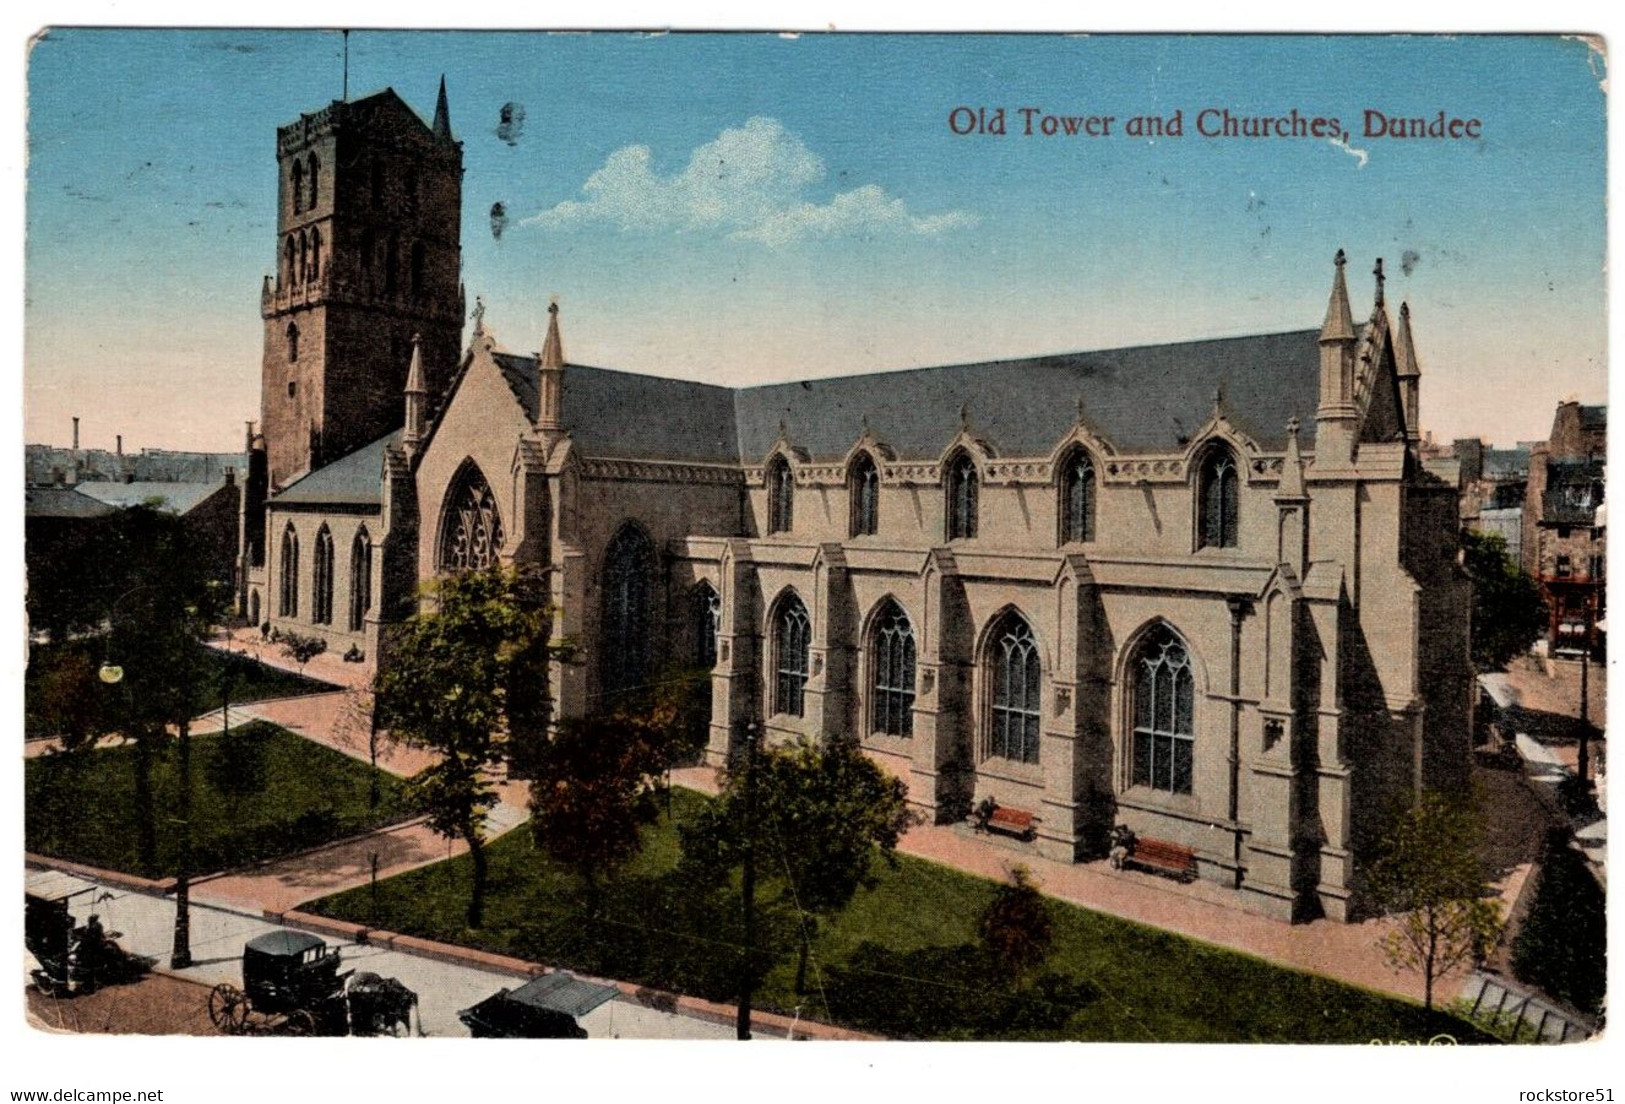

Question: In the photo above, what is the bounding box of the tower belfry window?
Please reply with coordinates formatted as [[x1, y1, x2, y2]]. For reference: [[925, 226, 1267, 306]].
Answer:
[[306, 152, 320, 209], [291, 160, 304, 214]]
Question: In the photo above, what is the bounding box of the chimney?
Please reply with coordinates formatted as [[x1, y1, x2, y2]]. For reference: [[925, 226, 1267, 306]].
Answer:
[[72, 417, 80, 451], [224, 467, 236, 487], [116, 434, 123, 457]]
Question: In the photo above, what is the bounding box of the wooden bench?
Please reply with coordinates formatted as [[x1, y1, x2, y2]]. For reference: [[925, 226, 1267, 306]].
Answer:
[[1122, 836, 1197, 882], [984, 804, 1037, 842]]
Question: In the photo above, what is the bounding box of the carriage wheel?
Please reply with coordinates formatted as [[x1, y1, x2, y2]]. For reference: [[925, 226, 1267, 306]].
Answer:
[[283, 1010, 317, 1037], [207, 984, 249, 1034]]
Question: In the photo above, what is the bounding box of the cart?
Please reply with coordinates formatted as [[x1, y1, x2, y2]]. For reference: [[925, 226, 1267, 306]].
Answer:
[[207, 930, 418, 1037], [25, 879, 149, 997], [457, 972, 617, 1039]]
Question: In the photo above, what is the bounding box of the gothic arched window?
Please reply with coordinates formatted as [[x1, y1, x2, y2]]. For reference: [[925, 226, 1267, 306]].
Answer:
[[1061, 447, 1096, 544], [410, 241, 426, 298], [298, 233, 309, 288], [1130, 625, 1195, 795], [312, 525, 334, 625], [946, 451, 979, 540], [278, 524, 299, 618], [601, 525, 654, 700], [870, 599, 915, 737], [437, 461, 505, 572], [306, 152, 320, 209], [384, 232, 400, 295], [309, 226, 322, 282], [349, 527, 372, 632], [291, 159, 304, 214], [1198, 446, 1240, 550], [766, 455, 793, 534], [287, 323, 299, 363], [285, 235, 297, 288], [986, 611, 1040, 764], [694, 581, 721, 670], [849, 453, 879, 537], [773, 594, 811, 718]]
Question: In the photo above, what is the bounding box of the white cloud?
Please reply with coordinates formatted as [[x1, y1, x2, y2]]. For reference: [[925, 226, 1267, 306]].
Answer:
[[524, 117, 977, 246]]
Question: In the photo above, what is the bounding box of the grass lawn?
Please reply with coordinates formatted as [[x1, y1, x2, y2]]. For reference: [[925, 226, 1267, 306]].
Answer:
[[25, 639, 336, 739], [307, 787, 1490, 1043], [26, 720, 423, 879]]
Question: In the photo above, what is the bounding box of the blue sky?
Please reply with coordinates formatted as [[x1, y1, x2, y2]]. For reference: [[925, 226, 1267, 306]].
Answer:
[[25, 31, 1607, 451]]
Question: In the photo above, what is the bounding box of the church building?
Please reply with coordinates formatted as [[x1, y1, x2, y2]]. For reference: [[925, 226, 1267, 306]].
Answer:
[[241, 83, 1474, 924]]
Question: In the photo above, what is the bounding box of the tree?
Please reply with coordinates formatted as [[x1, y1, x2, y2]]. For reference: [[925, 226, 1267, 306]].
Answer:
[[681, 737, 917, 997], [279, 631, 327, 675], [1510, 828, 1607, 1015], [525, 713, 668, 915], [1368, 791, 1504, 1011], [374, 566, 554, 929], [1460, 530, 1547, 672], [978, 864, 1055, 978]]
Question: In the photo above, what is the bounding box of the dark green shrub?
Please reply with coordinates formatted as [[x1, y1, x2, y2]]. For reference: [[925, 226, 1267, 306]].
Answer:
[[1511, 829, 1606, 1015]]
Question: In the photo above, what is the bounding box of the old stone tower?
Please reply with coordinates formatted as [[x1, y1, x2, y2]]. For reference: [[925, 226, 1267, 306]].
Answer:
[[258, 80, 464, 490]]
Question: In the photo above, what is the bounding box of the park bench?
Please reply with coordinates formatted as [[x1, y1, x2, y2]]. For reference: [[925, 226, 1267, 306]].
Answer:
[[1120, 835, 1197, 882], [984, 804, 1037, 842]]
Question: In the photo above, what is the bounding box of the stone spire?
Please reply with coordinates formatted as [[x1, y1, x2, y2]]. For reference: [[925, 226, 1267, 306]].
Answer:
[[536, 299, 565, 432], [1276, 416, 1306, 500], [1316, 250, 1359, 467], [1320, 249, 1356, 343], [403, 334, 427, 454], [1396, 301, 1422, 443], [1372, 256, 1386, 310], [432, 76, 453, 143]]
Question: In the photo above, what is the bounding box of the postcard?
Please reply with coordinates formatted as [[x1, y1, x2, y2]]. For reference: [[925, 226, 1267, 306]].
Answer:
[[14, 25, 1611, 1100]]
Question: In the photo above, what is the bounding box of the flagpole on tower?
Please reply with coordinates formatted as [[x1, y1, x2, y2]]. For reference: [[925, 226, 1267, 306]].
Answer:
[[342, 29, 350, 101]]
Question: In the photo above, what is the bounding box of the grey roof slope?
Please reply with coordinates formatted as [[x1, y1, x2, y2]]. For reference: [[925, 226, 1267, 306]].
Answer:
[[498, 329, 1323, 467], [75, 481, 223, 515], [272, 430, 399, 507], [495, 353, 739, 464], [23, 487, 117, 519], [1580, 405, 1608, 431], [1482, 447, 1531, 480], [733, 329, 1323, 463]]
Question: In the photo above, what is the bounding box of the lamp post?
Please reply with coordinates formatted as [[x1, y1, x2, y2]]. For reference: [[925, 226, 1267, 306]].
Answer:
[[98, 581, 201, 971], [736, 719, 759, 1042]]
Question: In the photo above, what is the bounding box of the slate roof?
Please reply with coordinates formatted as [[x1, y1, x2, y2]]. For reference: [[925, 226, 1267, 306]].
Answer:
[[1542, 457, 1605, 525], [272, 430, 399, 507], [23, 487, 116, 519], [494, 329, 1322, 466], [1482, 447, 1530, 481], [496, 354, 739, 464], [1580, 405, 1608, 432], [75, 481, 223, 515]]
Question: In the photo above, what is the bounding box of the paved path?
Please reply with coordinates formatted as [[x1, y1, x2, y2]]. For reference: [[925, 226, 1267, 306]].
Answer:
[[672, 765, 1477, 1007], [26, 867, 734, 1040]]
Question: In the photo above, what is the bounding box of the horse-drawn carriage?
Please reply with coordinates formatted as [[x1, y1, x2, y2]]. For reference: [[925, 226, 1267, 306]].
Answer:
[[25, 882, 150, 998], [207, 930, 418, 1037]]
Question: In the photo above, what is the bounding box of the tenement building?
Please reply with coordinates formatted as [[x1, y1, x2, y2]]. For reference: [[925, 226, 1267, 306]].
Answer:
[[243, 84, 1473, 923]]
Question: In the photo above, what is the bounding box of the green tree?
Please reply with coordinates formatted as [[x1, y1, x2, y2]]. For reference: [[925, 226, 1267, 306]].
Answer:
[[525, 712, 669, 915], [1510, 828, 1607, 1015], [279, 631, 327, 675], [681, 737, 917, 996], [978, 864, 1055, 978], [1461, 529, 1547, 672], [375, 566, 554, 929], [1368, 791, 1504, 1011]]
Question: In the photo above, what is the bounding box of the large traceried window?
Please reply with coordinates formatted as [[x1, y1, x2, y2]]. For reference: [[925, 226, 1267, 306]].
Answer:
[[349, 527, 372, 632], [773, 594, 811, 718], [1061, 447, 1096, 544], [437, 462, 505, 572], [849, 453, 879, 537], [1198, 446, 1240, 550], [694, 581, 721, 670], [312, 525, 334, 625], [1131, 625, 1195, 795], [767, 455, 794, 534], [946, 452, 979, 540], [601, 525, 654, 701], [278, 524, 299, 618], [869, 600, 915, 737], [986, 611, 1040, 764]]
